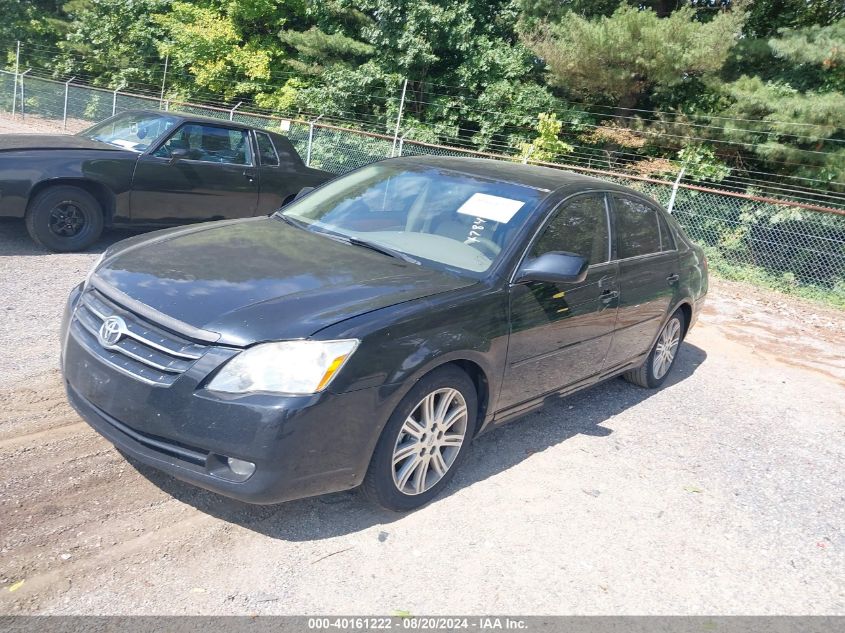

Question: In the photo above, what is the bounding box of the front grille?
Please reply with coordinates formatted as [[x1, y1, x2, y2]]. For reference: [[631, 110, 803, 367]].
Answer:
[[70, 288, 208, 386]]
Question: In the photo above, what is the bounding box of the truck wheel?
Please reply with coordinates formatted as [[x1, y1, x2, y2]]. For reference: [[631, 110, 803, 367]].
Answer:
[[25, 186, 104, 252]]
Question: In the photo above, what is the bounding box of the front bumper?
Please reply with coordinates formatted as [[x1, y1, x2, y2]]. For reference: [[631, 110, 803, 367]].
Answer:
[[61, 285, 398, 504]]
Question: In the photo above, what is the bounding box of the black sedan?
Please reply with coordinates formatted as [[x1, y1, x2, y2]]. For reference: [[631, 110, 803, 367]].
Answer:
[[0, 110, 333, 251], [61, 156, 708, 511]]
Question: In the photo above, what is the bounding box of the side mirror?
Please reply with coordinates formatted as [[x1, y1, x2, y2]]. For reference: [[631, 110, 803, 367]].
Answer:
[[514, 251, 589, 285], [169, 148, 189, 164], [293, 186, 315, 202]]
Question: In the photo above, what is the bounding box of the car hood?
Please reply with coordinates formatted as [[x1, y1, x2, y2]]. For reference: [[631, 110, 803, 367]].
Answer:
[[0, 134, 124, 152], [93, 217, 476, 345]]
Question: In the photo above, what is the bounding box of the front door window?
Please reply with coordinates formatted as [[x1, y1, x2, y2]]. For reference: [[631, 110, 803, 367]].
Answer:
[[154, 124, 252, 166]]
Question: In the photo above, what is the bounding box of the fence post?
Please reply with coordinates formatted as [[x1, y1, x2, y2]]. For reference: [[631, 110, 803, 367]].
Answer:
[[19, 69, 30, 118], [11, 41, 20, 116], [391, 78, 408, 157], [159, 53, 169, 109], [112, 83, 126, 116], [397, 132, 408, 157], [667, 167, 685, 214], [63, 77, 76, 131], [229, 101, 242, 121], [522, 146, 534, 165], [306, 114, 323, 167]]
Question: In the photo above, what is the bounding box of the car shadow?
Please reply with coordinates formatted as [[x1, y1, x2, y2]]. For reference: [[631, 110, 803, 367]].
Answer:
[[126, 342, 707, 540], [0, 218, 150, 256]]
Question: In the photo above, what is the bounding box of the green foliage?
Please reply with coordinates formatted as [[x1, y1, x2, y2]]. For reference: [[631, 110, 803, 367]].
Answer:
[[526, 6, 745, 107], [769, 19, 845, 91], [740, 0, 844, 38], [279, 26, 374, 68], [704, 247, 845, 308], [677, 145, 731, 182], [520, 113, 573, 162], [58, 0, 170, 88], [0, 0, 65, 69]]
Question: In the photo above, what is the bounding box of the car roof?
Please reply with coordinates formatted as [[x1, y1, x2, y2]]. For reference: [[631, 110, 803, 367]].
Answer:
[[124, 109, 262, 132], [388, 155, 621, 193]]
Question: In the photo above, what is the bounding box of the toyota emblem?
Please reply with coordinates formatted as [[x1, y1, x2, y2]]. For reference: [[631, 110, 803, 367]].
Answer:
[[98, 315, 127, 347]]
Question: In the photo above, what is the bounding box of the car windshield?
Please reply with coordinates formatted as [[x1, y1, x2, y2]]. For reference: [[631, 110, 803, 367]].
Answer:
[[79, 112, 177, 152], [280, 163, 548, 277]]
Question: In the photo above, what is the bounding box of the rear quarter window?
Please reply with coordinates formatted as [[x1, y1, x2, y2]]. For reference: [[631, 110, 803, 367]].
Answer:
[[657, 212, 676, 251], [267, 134, 302, 165], [613, 196, 661, 259], [255, 131, 279, 166]]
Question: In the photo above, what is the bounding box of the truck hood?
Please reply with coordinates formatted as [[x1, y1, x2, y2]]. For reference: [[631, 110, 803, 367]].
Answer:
[[93, 217, 476, 345], [0, 134, 125, 152]]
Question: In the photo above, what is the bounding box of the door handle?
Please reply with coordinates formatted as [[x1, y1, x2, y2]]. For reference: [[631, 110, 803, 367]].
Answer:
[[666, 273, 680, 284], [243, 170, 256, 182], [600, 289, 619, 304]]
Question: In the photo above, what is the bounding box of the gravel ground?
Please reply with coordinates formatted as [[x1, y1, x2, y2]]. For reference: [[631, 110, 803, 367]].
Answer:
[[0, 116, 843, 615]]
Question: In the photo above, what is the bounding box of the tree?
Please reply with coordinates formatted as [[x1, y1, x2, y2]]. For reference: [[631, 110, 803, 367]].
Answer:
[[0, 0, 66, 70], [739, 0, 844, 38], [525, 5, 745, 109], [58, 0, 170, 89]]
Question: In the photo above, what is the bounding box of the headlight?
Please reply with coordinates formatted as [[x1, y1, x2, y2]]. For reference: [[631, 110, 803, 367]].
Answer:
[[207, 339, 359, 395], [84, 252, 107, 288]]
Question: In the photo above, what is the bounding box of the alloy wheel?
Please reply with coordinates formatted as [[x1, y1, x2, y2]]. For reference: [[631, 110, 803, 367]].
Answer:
[[391, 387, 468, 495], [652, 317, 681, 380]]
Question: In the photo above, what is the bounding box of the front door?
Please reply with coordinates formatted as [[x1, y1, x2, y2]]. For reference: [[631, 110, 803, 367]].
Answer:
[[130, 122, 259, 223], [603, 195, 680, 368], [498, 193, 619, 411]]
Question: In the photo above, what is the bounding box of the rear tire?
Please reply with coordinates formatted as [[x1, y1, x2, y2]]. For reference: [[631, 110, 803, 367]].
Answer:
[[622, 309, 685, 389], [361, 365, 477, 512], [25, 185, 104, 252]]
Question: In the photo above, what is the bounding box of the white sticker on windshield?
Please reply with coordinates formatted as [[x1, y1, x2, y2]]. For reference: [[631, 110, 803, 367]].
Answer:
[[457, 193, 525, 224]]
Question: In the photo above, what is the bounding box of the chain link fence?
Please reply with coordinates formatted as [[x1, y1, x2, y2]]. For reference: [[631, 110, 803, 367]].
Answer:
[[2, 70, 844, 305]]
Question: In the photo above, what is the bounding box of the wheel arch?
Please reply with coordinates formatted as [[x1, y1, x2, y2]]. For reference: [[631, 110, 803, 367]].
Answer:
[[674, 300, 693, 339], [27, 178, 116, 225], [445, 359, 490, 437], [372, 352, 496, 446]]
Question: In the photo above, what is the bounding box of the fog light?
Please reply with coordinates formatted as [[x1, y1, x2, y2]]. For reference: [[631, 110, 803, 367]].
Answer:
[[227, 457, 256, 478]]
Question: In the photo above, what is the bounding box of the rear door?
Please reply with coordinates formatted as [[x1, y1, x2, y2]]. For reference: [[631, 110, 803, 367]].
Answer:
[[130, 122, 259, 223], [603, 195, 680, 369], [498, 193, 619, 410]]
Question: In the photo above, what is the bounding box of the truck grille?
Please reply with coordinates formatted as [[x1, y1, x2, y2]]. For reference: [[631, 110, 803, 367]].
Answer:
[[70, 288, 208, 386]]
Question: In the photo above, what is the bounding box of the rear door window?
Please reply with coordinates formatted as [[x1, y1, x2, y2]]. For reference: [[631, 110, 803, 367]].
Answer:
[[613, 196, 661, 259]]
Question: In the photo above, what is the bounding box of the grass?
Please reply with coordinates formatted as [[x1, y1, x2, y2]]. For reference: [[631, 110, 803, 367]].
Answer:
[[703, 247, 845, 309]]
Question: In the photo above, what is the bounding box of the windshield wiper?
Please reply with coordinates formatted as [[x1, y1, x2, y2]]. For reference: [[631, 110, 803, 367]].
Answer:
[[281, 219, 419, 265], [345, 237, 420, 265], [276, 213, 308, 230]]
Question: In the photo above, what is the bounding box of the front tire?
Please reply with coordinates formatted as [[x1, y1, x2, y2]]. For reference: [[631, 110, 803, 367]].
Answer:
[[25, 185, 104, 252], [362, 365, 478, 511], [622, 310, 685, 389]]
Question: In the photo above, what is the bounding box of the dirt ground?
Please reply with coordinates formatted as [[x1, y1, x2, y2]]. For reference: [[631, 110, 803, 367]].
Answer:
[[0, 115, 843, 615]]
